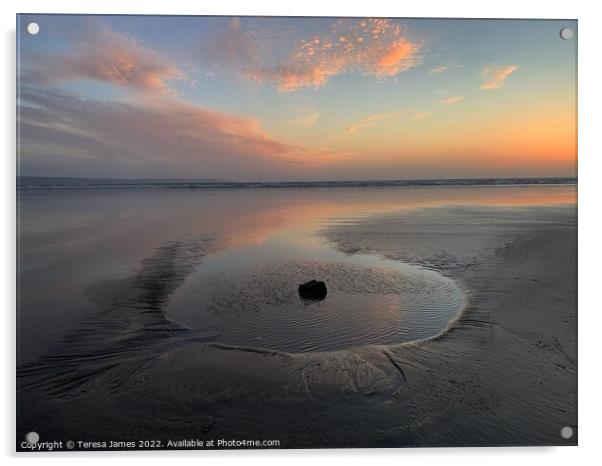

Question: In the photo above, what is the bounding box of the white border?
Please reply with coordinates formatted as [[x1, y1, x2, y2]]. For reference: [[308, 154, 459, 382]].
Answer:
[[3, 0, 600, 464]]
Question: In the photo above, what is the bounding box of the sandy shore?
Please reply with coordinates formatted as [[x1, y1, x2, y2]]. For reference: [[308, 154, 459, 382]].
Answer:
[[17, 203, 577, 448]]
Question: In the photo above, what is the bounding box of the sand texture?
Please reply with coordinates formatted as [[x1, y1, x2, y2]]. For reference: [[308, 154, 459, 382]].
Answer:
[[17, 203, 577, 448]]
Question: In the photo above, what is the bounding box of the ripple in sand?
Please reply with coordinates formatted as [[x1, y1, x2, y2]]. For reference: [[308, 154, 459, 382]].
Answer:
[[166, 247, 465, 352]]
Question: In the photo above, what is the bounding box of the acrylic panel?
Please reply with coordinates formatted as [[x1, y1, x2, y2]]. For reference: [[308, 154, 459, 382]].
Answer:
[[16, 14, 577, 451]]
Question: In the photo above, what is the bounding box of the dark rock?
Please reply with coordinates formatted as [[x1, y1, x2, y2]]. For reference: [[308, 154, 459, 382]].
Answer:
[[298, 280, 327, 300]]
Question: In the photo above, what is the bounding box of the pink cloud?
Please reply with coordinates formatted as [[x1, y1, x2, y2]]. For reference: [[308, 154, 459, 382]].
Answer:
[[346, 110, 429, 134], [479, 64, 519, 90], [18, 87, 346, 178], [22, 22, 183, 92], [246, 19, 422, 92], [204, 17, 262, 72]]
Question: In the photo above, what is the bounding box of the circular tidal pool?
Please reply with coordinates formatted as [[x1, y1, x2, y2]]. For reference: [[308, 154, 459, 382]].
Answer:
[[165, 231, 465, 353]]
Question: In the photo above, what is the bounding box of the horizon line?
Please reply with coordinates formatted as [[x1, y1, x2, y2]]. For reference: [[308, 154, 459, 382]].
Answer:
[[17, 175, 577, 183]]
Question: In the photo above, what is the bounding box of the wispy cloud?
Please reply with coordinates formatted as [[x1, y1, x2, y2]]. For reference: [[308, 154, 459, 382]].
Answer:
[[479, 64, 519, 90], [406, 111, 431, 122], [346, 110, 429, 134], [429, 60, 462, 75], [292, 110, 319, 128], [203, 17, 263, 73], [440, 96, 463, 105], [429, 65, 448, 74], [18, 87, 345, 177], [20, 22, 184, 93], [234, 18, 422, 92]]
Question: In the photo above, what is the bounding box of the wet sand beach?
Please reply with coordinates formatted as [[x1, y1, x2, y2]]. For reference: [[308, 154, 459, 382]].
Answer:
[[17, 184, 577, 448]]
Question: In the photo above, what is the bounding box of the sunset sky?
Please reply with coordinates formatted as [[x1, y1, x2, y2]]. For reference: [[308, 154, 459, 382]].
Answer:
[[17, 15, 577, 181]]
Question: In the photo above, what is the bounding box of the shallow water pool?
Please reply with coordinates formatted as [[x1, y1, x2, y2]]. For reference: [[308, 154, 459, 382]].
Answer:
[[166, 224, 465, 352]]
